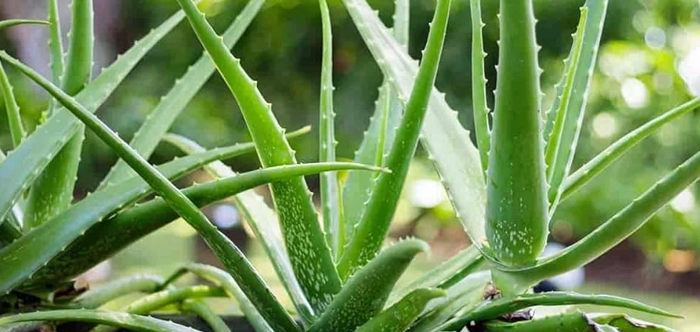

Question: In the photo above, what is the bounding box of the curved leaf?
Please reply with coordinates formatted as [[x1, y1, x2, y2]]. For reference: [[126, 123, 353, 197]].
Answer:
[[440, 292, 680, 330], [338, 0, 452, 279], [174, 0, 340, 312], [75, 274, 165, 309], [0, 19, 48, 30], [181, 299, 232, 332], [0, 309, 200, 332], [309, 239, 429, 332], [355, 288, 445, 332], [470, 0, 490, 174], [0, 62, 24, 148]]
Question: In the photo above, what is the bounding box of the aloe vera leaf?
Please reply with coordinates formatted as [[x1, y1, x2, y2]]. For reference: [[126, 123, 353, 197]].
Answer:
[[309, 239, 430, 332], [485, 0, 548, 267], [341, 0, 409, 251], [163, 133, 315, 324], [48, 0, 64, 89], [5, 142, 262, 291], [26, 162, 382, 292], [470, 0, 490, 175], [0, 8, 186, 223], [355, 288, 446, 332], [479, 311, 601, 332], [492, 148, 700, 294], [544, 8, 588, 179], [25, 0, 94, 230], [2, 52, 300, 332], [0, 19, 48, 30], [100, 0, 265, 187], [167, 264, 273, 332], [408, 271, 491, 332], [181, 299, 232, 332], [74, 274, 165, 309], [338, 0, 451, 279], [174, 0, 340, 313], [389, 245, 483, 305], [341, 0, 490, 262], [561, 97, 700, 201], [544, 0, 608, 207], [591, 313, 678, 332], [440, 292, 679, 331], [318, 0, 343, 258], [0, 309, 200, 332], [0, 62, 25, 148], [122, 285, 225, 316]]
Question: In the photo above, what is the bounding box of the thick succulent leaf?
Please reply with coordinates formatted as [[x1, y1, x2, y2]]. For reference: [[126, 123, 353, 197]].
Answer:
[[544, 0, 608, 208], [338, 0, 452, 279], [166, 264, 273, 332], [1, 50, 300, 332], [25, 0, 95, 229], [340, 0, 489, 262], [47, 0, 64, 89], [0, 62, 25, 148], [389, 245, 483, 305], [74, 274, 165, 309], [309, 239, 429, 332], [5, 142, 261, 292], [439, 292, 680, 330], [341, 0, 408, 251], [486, 0, 548, 267], [318, 0, 343, 258], [181, 299, 232, 332], [121, 285, 225, 316], [0, 19, 48, 30], [408, 271, 491, 332], [493, 148, 700, 294], [0, 8, 186, 222], [355, 288, 445, 332], [470, 0, 490, 174], [174, 0, 340, 312], [591, 313, 678, 332], [101, 0, 265, 187], [479, 311, 606, 332], [562, 97, 700, 201], [0, 309, 200, 332], [163, 133, 315, 324], [26, 161, 380, 291]]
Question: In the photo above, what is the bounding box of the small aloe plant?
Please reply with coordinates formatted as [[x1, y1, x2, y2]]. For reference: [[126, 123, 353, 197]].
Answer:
[[0, 0, 697, 332]]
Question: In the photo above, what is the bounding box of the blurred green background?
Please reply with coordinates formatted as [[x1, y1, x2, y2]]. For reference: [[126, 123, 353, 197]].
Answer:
[[2, 0, 700, 329]]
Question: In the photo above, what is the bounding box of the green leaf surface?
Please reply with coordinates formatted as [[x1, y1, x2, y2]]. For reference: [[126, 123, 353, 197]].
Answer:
[[0, 309, 200, 332], [479, 311, 599, 332], [338, 0, 452, 279], [27, 161, 380, 292], [0, 61, 25, 148], [355, 288, 445, 332], [470, 0, 490, 175], [166, 264, 274, 332], [0, 19, 48, 30], [544, 0, 608, 208], [1, 49, 300, 332], [408, 271, 491, 332], [340, 0, 489, 263], [0, 8, 186, 222], [561, 97, 700, 201], [174, 0, 340, 312], [5, 141, 260, 292], [101, 0, 265, 187], [486, 0, 548, 267], [591, 313, 678, 332], [309, 239, 430, 332], [440, 292, 680, 330], [181, 299, 232, 332], [389, 245, 484, 305], [341, 0, 408, 251], [75, 274, 165, 309], [163, 132, 315, 324], [493, 148, 700, 293], [318, 0, 343, 259], [123, 285, 225, 316], [47, 0, 64, 89]]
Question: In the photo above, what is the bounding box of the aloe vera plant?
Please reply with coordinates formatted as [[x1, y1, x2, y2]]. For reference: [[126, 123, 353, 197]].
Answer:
[[0, 0, 696, 331]]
